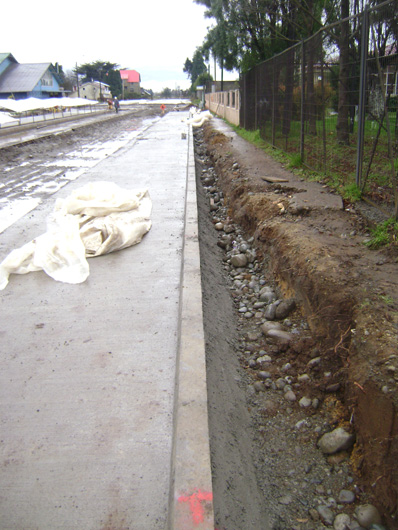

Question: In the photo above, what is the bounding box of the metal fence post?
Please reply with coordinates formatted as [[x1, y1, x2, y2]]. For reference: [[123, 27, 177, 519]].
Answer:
[[300, 40, 305, 161], [272, 60, 276, 146], [355, 4, 369, 188]]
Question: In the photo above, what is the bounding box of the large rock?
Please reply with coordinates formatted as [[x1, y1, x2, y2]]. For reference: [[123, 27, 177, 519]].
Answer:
[[317, 505, 334, 526], [333, 513, 351, 530], [264, 301, 279, 320], [261, 321, 283, 335], [259, 287, 276, 303], [354, 504, 382, 529], [318, 427, 356, 454], [275, 298, 296, 319], [230, 253, 248, 268], [267, 328, 293, 344]]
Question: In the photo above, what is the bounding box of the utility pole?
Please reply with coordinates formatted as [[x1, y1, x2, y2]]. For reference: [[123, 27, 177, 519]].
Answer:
[[98, 67, 103, 101], [75, 62, 80, 97]]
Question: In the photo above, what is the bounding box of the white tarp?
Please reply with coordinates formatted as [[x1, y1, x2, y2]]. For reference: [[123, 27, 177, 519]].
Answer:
[[0, 182, 152, 290], [0, 97, 99, 114], [0, 111, 18, 126], [184, 109, 212, 127]]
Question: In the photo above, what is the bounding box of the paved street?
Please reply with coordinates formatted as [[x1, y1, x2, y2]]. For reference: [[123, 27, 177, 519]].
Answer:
[[0, 111, 214, 530]]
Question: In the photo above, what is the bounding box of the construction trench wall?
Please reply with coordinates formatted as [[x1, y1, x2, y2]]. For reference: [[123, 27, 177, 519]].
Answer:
[[198, 119, 398, 528]]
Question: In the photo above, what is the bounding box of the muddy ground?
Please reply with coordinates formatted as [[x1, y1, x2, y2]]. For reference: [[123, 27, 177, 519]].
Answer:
[[195, 118, 398, 530]]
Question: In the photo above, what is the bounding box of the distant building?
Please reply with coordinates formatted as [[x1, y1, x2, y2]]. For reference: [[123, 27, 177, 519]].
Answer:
[[70, 80, 112, 101], [120, 70, 141, 96], [0, 53, 63, 99]]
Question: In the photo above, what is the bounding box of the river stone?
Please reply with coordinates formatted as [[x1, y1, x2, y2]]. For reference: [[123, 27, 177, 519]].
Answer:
[[253, 381, 265, 392], [333, 513, 351, 530], [317, 505, 335, 526], [258, 371, 272, 380], [275, 298, 296, 319], [215, 222, 224, 230], [299, 396, 312, 408], [267, 328, 293, 344], [339, 489, 355, 504], [318, 427, 356, 454], [257, 354, 272, 364], [261, 321, 283, 335], [246, 249, 256, 263], [217, 235, 232, 249], [284, 390, 297, 401], [308, 356, 322, 368], [354, 505, 382, 528], [264, 302, 278, 320], [276, 378, 286, 390], [203, 175, 215, 186], [231, 253, 248, 268], [224, 224, 235, 234], [259, 287, 276, 303]]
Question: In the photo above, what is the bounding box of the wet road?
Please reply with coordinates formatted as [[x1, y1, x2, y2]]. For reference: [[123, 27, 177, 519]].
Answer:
[[0, 109, 161, 233], [0, 109, 214, 530]]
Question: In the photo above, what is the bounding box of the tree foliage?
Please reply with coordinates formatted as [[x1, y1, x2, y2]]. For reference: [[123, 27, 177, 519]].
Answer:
[[75, 60, 122, 97], [194, 0, 327, 74], [183, 48, 208, 86]]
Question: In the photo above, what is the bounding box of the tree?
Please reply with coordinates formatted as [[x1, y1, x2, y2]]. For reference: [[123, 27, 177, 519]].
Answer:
[[183, 49, 208, 87], [194, 0, 327, 76], [75, 60, 121, 98]]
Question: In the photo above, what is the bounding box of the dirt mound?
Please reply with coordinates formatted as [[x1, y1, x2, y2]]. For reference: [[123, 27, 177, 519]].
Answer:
[[201, 118, 398, 526]]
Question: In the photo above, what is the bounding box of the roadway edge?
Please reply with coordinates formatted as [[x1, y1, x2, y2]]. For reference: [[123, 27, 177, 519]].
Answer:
[[168, 121, 215, 530]]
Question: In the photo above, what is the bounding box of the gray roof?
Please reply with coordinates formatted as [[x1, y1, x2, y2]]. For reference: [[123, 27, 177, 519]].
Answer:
[[0, 53, 17, 65], [0, 63, 52, 93]]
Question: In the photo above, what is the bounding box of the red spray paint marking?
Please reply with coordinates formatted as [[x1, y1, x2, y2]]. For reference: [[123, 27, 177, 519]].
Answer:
[[178, 489, 213, 525]]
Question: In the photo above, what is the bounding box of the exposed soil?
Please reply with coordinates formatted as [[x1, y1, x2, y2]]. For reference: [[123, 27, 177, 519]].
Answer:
[[195, 117, 398, 530]]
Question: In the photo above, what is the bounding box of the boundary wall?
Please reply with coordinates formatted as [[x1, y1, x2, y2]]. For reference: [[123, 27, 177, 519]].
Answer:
[[205, 89, 240, 126]]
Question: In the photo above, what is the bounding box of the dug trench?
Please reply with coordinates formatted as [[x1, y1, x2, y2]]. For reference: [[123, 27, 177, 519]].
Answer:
[[194, 117, 398, 530]]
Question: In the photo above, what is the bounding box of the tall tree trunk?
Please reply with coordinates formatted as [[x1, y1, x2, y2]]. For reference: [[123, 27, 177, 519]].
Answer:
[[336, 0, 350, 145]]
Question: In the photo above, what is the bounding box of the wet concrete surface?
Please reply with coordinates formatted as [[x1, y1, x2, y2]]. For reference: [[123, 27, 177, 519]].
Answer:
[[0, 111, 213, 529]]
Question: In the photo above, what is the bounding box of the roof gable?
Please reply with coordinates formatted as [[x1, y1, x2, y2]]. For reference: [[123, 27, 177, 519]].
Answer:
[[120, 70, 140, 83], [0, 53, 17, 66]]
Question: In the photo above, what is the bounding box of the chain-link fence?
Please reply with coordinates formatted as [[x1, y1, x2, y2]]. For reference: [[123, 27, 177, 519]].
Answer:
[[240, 0, 398, 217]]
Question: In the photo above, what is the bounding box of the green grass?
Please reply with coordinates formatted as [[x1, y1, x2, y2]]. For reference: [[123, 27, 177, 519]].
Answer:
[[365, 218, 398, 250], [288, 153, 303, 169], [343, 183, 362, 202], [380, 294, 394, 305], [231, 116, 397, 214]]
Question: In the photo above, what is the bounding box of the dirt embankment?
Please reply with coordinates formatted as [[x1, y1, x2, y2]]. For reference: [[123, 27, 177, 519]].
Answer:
[[200, 119, 398, 526]]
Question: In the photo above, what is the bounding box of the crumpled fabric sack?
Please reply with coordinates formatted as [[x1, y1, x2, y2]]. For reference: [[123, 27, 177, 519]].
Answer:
[[0, 182, 152, 290], [184, 109, 212, 127]]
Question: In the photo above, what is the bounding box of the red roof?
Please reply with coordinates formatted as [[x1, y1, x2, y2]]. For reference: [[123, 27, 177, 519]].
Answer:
[[120, 70, 140, 83]]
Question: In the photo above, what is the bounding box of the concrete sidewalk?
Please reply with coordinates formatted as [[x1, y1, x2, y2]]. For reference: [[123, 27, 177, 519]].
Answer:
[[0, 112, 214, 529]]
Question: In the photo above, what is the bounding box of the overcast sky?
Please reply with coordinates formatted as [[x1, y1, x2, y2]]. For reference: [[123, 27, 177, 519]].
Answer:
[[3, 0, 220, 91]]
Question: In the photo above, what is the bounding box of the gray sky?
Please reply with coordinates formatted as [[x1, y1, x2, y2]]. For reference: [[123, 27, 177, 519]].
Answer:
[[3, 0, 214, 91]]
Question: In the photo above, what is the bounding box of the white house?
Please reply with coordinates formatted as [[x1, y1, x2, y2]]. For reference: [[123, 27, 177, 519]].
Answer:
[[71, 80, 111, 101]]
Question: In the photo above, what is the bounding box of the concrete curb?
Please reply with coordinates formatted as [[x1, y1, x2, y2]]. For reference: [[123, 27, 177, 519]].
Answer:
[[168, 123, 214, 530]]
